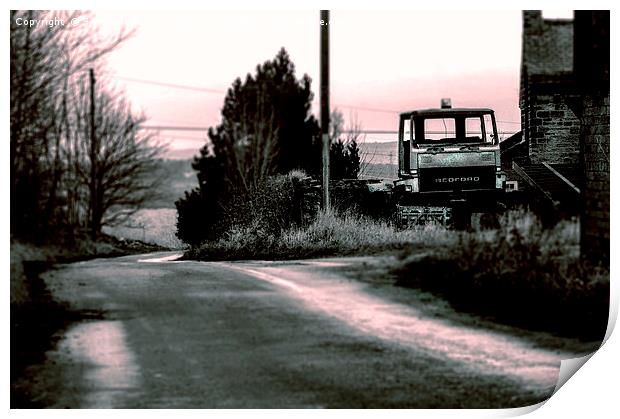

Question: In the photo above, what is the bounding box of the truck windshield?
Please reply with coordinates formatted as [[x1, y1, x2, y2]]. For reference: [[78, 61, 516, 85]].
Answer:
[[413, 115, 495, 145]]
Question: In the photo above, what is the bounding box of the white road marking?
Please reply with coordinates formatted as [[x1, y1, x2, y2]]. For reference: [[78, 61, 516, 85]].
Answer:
[[211, 263, 303, 292], [137, 253, 184, 263]]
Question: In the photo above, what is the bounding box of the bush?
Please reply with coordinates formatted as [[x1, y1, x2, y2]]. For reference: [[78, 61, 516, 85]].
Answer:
[[175, 187, 223, 246], [221, 170, 310, 238]]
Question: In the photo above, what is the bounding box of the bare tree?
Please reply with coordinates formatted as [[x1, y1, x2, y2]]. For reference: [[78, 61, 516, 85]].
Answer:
[[65, 74, 164, 235], [10, 9, 157, 240]]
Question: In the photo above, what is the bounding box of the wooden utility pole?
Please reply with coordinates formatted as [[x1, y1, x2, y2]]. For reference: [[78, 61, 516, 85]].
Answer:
[[89, 68, 97, 238], [320, 10, 330, 211]]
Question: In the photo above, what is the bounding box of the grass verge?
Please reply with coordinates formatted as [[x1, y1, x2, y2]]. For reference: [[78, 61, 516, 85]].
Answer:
[[393, 213, 609, 341], [185, 210, 459, 261]]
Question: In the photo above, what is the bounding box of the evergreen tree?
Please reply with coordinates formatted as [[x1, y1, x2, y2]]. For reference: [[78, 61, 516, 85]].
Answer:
[[176, 48, 320, 244], [329, 109, 361, 180], [208, 47, 320, 189], [345, 140, 361, 179]]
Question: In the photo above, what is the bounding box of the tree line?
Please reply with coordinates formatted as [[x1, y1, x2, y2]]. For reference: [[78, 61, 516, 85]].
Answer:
[[10, 10, 163, 242]]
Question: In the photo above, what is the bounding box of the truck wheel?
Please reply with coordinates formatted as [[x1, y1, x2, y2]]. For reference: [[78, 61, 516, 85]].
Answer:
[[451, 207, 472, 231]]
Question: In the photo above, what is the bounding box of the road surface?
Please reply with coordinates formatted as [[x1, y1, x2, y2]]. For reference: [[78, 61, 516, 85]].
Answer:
[[15, 252, 596, 408]]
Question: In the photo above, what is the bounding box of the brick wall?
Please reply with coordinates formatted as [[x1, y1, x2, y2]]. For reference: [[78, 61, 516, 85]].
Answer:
[[573, 11, 610, 265], [527, 93, 580, 164], [580, 94, 610, 263]]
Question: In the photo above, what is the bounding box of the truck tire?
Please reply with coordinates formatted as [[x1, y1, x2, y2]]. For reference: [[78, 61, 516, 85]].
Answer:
[[451, 206, 472, 231]]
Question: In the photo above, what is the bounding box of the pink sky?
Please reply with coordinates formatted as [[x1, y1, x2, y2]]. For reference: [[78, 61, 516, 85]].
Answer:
[[92, 10, 536, 156]]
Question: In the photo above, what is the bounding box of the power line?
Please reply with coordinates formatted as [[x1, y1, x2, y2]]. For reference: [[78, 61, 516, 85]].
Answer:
[[148, 118, 214, 126], [360, 153, 396, 157], [117, 75, 523, 124], [332, 104, 400, 114], [142, 125, 399, 134], [143, 125, 208, 131], [160, 134, 208, 141], [117, 76, 399, 114], [347, 130, 397, 134], [114, 76, 227, 94]]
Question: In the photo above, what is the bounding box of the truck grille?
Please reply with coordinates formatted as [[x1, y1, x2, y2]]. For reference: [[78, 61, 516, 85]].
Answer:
[[419, 166, 496, 192]]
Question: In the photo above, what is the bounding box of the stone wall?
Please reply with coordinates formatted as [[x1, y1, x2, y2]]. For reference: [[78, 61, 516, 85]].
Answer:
[[526, 91, 580, 164]]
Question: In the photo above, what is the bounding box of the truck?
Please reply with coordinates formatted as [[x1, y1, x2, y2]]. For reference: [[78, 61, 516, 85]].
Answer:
[[391, 100, 509, 228]]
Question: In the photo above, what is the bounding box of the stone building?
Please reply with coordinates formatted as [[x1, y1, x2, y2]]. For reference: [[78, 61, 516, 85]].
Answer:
[[509, 11, 609, 263], [502, 11, 583, 222]]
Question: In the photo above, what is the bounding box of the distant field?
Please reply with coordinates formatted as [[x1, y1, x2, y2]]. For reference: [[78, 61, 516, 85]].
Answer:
[[358, 142, 398, 180], [359, 163, 398, 180], [104, 208, 185, 249], [147, 159, 198, 209], [358, 141, 397, 165]]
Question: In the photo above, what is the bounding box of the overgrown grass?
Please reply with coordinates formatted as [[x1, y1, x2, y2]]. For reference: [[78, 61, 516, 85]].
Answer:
[[10, 239, 116, 306], [393, 212, 609, 340], [185, 210, 457, 261]]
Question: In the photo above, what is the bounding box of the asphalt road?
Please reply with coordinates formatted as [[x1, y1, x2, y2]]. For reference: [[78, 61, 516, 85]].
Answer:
[[16, 252, 596, 408]]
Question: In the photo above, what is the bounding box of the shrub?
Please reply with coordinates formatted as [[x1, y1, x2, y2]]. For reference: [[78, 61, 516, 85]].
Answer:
[[221, 170, 310, 235], [175, 184, 227, 246]]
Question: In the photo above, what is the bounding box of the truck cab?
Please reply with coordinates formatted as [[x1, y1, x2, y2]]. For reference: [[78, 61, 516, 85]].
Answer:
[[393, 105, 506, 226]]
